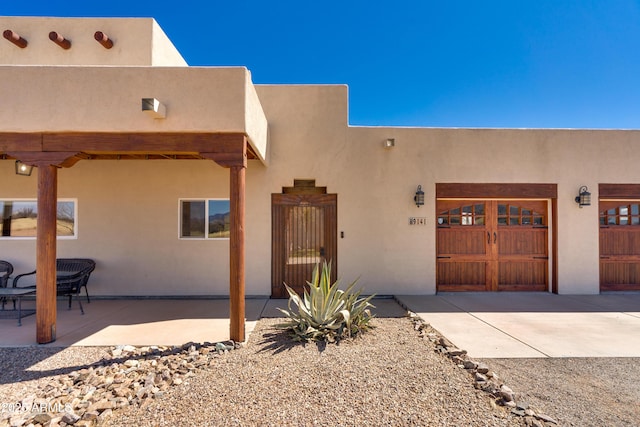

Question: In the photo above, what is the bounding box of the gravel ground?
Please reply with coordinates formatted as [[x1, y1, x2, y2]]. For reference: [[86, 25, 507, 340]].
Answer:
[[105, 318, 520, 427], [0, 318, 520, 427], [1, 317, 638, 426], [479, 357, 640, 427]]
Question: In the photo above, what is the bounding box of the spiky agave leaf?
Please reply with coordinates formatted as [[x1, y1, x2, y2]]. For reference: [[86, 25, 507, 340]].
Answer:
[[275, 261, 376, 342]]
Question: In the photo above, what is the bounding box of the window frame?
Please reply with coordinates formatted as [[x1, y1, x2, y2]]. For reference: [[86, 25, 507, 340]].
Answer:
[[0, 198, 78, 240], [178, 198, 231, 240]]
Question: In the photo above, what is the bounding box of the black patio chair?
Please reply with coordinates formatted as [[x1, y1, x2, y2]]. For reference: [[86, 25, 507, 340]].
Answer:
[[0, 260, 12, 288], [1, 260, 14, 309], [12, 258, 96, 314]]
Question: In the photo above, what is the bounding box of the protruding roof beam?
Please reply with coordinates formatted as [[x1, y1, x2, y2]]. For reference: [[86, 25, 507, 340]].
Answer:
[[49, 31, 71, 49], [3, 30, 28, 48], [94, 31, 113, 49]]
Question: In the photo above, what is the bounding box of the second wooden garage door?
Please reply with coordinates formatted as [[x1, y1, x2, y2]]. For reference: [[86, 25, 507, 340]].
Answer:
[[437, 199, 548, 292]]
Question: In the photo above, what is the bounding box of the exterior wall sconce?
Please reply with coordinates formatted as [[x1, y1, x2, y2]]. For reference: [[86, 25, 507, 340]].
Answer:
[[575, 186, 591, 208], [15, 160, 33, 176], [142, 98, 166, 119], [384, 138, 395, 149], [414, 185, 425, 207]]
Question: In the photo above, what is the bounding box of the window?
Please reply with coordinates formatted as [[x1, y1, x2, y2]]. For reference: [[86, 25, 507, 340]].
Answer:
[[438, 203, 485, 226], [0, 199, 77, 239], [180, 199, 230, 239], [600, 203, 640, 226]]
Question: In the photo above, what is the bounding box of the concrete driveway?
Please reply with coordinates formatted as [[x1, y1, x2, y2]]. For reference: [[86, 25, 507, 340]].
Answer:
[[396, 293, 640, 358]]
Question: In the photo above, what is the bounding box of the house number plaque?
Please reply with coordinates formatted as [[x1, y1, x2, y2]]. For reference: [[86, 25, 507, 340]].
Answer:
[[409, 217, 427, 225]]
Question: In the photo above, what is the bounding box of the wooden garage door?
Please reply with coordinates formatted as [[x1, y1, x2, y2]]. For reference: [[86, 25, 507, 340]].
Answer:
[[437, 200, 548, 291], [599, 200, 640, 291]]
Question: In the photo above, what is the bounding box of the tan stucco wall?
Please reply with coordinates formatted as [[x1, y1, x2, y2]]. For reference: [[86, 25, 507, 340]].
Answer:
[[0, 65, 268, 160], [2, 82, 636, 296], [0, 17, 186, 66]]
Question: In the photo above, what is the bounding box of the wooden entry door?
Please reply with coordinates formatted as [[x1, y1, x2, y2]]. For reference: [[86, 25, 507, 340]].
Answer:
[[599, 200, 640, 291], [437, 200, 548, 291], [272, 193, 337, 298]]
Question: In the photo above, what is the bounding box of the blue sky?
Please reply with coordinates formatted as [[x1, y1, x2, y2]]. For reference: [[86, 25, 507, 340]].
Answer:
[[3, 1, 640, 128]]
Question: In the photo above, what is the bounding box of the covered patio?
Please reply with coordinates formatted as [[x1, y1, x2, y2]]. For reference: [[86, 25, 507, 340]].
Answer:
[[0, 298, 268, 347], [1, 60, 269, 344]]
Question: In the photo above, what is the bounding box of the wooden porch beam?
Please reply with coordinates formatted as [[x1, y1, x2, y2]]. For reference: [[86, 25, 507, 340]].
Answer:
[[42, 132, 246, 154], [36, 164, 58, 343], [0, 133, 42, 152], [6, 151, 82, 168]]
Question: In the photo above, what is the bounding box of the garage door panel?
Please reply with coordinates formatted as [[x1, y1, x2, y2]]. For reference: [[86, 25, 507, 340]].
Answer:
[[437, 261, 486, 291], [498, 228, 547, 256], [498, 261, 547, 290], [601, 262, 640, 290], [600, 228, 640, 256], [437, 228, 487, 255]]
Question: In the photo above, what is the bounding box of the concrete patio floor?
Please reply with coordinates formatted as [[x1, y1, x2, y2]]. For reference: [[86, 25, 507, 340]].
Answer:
[[0, 298, 268, 347], [2, 294, 639, 358], [0, 297, 405, 347], [396, 292, 640, 358]]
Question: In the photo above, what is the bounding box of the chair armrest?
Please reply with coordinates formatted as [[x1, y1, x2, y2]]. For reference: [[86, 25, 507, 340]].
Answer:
[[12, 270, 37, 288]]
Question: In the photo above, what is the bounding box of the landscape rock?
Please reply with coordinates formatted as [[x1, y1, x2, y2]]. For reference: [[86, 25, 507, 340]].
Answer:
[[0, 341, 237, 427]]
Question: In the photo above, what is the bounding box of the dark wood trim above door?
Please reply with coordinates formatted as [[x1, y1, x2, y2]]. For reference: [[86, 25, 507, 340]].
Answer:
[[599, 184, 640, 199], [436, 183, 557, 199]]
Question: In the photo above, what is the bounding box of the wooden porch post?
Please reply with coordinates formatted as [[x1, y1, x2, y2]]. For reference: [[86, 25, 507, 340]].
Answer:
[[201, 134, 248, 343], [229, 164, 246, 342], [36, 164, 58, 344]]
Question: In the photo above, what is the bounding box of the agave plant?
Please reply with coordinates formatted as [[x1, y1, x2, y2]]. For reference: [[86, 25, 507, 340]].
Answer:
[[276, 261, 375, 342]]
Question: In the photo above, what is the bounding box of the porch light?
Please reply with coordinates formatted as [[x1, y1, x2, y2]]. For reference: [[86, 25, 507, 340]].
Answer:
[[384, 138, 395, 149], [414, 185, 425, 207], [141, 98, 166, 119], [15, 160, 33, 176], [575, 186, 591, 208]]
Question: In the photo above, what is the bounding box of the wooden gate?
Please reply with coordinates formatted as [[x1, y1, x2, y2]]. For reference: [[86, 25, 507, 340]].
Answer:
[[437, 199, 548, 291], [272, 181, 337, 298]]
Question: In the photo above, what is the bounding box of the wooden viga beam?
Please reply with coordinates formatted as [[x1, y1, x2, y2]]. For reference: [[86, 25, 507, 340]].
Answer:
[[49, 31, 71, 49], [3, 30, 28, 48], [94, 31, 113, 49]]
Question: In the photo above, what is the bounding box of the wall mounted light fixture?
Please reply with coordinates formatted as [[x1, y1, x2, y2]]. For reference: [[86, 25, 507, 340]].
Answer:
[[414, 185, 425, 207], [384, 138, 395, 149], [142, 98, 166, 119], [575, 186, 591, 208], [15, 160, 33, 176]]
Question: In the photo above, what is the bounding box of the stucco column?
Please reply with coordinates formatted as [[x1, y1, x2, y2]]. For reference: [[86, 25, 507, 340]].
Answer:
[[36, 164, 58, 344]]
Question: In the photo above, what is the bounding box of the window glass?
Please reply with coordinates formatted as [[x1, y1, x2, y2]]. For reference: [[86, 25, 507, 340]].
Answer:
[[208, 200, 230, 238], [0, 200, 77, 239], [180, 201, 205, 238], [180, 199, 230, 239]]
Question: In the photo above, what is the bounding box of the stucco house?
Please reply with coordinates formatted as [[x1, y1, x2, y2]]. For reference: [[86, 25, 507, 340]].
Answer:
[[2, 17, 640, 343]]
